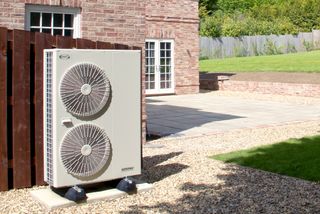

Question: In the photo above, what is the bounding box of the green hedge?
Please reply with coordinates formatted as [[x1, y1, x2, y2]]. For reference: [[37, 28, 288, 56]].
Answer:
[[200, 0, 320, 37]]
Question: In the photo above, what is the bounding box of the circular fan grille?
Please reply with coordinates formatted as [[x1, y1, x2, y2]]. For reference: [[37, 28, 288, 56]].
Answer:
[[60, 124, 111, 177], [60, 63, 111, 117]]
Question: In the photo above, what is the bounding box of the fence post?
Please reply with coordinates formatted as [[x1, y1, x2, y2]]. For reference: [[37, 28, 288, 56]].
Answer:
[[12, 29, 31, 189], [0, 28, 8, 191]]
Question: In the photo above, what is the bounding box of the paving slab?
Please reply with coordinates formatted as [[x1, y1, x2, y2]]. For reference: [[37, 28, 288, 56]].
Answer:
[[30, 182, 153, 211], [147, 92, 320, 137]]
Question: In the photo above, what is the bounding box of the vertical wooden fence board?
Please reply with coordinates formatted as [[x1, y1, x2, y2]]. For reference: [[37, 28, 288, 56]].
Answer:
[[56, 35, 75, 48], [12, 30, 31, 188], [76, 38, 96, 49], [0, 28, 8, 191], [33, 33, 55, 185], [115, 43, 129, 49], [96, 41, 114, 49]]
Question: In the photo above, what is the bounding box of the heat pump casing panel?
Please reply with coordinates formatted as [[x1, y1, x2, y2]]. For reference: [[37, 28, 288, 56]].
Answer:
[[43, 49, 141, 188]]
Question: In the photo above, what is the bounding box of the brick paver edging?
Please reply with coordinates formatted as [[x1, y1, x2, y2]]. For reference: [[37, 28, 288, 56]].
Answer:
[[218, 81, 320, 97]]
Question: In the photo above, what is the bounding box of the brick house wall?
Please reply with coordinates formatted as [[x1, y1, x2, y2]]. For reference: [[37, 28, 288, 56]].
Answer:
[[0, 0, 200, 144], [146, 0, 200, 94]]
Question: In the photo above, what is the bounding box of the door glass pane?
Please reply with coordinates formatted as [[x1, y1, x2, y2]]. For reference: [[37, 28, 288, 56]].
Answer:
[[145, 42, 156, 91], [42, 13, 52, 27], [160, 50, 165, 58], [160, 66, 165, 73], [150, 82, 155, 89], [150, 42, 155, 49]]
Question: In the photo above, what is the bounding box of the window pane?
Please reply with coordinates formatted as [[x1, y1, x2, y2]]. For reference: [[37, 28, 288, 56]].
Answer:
[[30, 12, 40, 26], [54, 14, 63, 27], [160, 50, 165, 58], [30, 28, 40, 32], [166, 50, 171, 57], [160, 43, 165, 49], [149, 66, 155, 73], [42, 28, 51, 34], [149, 42, 155, 49], [160, 66, 165, 73], [53, 29, 63, 36], [42, 13, 52, 27], [64, 14, 74, 27], [64, 29, 73, 37], [160, 58, 165, 65], [150, 58, 155, 65], [166, 43, 171, 49]]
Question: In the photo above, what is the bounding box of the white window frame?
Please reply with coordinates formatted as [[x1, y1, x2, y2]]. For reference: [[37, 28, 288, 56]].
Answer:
[[145, 39, 175, 95], [25, 4, 81, 38]]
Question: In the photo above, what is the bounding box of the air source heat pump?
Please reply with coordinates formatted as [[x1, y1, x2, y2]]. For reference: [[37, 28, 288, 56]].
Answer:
[[43, 49, 141, 188]]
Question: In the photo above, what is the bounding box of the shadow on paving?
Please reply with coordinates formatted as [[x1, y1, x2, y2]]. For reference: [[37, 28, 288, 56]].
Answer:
[[126, 164, 320, 213], [147, 103, 244, 136]]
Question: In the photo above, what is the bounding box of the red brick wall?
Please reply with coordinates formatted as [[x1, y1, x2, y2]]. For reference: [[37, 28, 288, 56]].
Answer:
[[0, 0, 200, 143], [0, 0, 146, 47], [0, 0, 147, 143], [219, 81, 320, 97], [146, 0, 200, 94]]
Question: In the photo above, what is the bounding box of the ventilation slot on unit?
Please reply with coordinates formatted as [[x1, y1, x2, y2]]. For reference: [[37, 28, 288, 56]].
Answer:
[[60, 124, 111, 177], [45, 51, 53, 185], [60, 63, 111, 117]]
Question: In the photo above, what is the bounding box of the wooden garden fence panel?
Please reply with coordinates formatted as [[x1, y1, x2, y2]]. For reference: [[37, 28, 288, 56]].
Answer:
[[0, 27, 138, 191]]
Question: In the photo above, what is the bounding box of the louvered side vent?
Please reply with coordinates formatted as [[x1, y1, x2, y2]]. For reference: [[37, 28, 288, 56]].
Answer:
[[45, 51, 53, 185]]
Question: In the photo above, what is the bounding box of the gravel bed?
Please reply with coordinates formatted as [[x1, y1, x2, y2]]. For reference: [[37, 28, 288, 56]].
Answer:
[[1, 94, 320, 213]]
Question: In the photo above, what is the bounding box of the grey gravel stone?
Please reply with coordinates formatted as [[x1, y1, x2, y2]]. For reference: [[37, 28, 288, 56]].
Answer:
[[0, 93, 319, 214]]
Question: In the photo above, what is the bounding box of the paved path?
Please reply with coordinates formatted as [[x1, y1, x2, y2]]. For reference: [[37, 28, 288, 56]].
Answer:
[[147, 92, 320, 137]]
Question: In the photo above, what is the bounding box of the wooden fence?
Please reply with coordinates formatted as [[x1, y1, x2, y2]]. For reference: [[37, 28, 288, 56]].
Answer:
[[200, 30, 320, 59], [0, 27, 140, 191]]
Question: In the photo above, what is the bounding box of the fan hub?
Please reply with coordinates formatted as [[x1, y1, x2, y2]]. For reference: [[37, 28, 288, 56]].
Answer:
[[81, 144, 92, 156], [81, 84, 92, 96]]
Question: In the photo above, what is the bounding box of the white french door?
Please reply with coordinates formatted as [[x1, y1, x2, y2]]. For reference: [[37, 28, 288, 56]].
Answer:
[[145, 39, 174, 95]]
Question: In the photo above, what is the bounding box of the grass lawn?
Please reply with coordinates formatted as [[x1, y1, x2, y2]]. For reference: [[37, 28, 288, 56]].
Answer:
[[212, 135, 320, 182], [200, 50, 320, 73]]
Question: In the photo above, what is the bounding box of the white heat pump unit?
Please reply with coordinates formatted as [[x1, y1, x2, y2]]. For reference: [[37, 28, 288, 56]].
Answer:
[[43, 49, 141, 188]]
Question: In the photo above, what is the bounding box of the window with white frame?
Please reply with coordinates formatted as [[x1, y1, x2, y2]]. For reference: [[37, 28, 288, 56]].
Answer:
[[25, 5, 81, 38]]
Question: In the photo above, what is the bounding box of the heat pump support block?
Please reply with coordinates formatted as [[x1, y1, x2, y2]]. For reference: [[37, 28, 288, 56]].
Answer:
[[30, 182, 153, 211]]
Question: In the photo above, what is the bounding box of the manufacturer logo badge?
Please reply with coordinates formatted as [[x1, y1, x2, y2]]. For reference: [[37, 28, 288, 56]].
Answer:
[[59, 54, 70, 60]]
